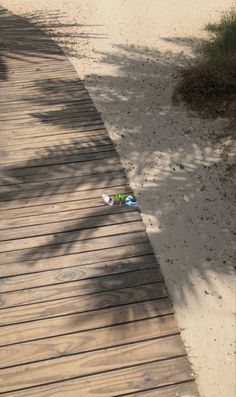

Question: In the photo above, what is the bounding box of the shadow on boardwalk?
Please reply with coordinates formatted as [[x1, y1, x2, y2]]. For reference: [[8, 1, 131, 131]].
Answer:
[[0, 5, 234, 315], [0, 6, 170, 338]]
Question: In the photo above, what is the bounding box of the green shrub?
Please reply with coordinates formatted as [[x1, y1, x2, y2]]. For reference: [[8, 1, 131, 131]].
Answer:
[[174, 7, 236, 121], [204, 7, 236, 56]]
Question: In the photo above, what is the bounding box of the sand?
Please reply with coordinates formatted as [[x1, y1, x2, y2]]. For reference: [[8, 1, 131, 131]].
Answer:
[[0, 1, 235, 396]]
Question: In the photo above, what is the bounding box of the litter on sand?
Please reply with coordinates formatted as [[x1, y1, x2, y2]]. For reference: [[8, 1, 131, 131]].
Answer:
[[102, 193, 138, 208]]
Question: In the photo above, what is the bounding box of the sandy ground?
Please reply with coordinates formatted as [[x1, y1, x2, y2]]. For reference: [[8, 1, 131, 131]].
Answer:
[[0, 1, 235, 396]]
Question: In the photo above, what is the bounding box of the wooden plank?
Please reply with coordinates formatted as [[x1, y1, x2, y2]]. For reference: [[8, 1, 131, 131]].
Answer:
[[0, 254, 157, 293], [0, 316, 178, 368], [0, 184, 131, 214], [1, 129, 108, 144], [0, 299, 173, 346], [0, 229, 147, 267], [0, 268, 161, 309], [1, 99, 97, 114], [0, 167, 123, 193], [1, 125, 107, 138], [0, 117, 104, 130], [0, 173, 125, 201], [2, 108, 96, 122], [0, 283, 167, 326], [2, 91, 91, 103], [0, 146, 116, 167], [1, 89, 91, 102], [4, 357, 195, 397], [0, 108, 99, 122], [0, 148, 116, 167], [0, 241, 152, 277], [1, 104, 99, 119], [1, 129, 108, 146], [0, 60, 73, 71], [0, 219, 144, 253], [122, 382, 200, 397], [0, 335, 185, 394], [1, 137, 112, 153], [0, 159, 121, 186], [0, 210, 140, 243], [0, 187, 132, 220], [1, 124, 108, 138], [0, 205, 134, 231]]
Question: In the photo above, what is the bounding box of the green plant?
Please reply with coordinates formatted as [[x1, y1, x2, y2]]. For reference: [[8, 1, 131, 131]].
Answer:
[[204, 7, 236, 57], [173, 7, 236, 122]]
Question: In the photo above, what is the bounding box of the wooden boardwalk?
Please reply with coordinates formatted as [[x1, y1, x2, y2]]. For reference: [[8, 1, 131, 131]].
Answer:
[[0, 7, 200, 397]]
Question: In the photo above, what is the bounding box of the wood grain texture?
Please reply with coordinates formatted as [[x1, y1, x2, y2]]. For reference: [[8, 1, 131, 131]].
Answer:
[[4, 357, 195, 397]]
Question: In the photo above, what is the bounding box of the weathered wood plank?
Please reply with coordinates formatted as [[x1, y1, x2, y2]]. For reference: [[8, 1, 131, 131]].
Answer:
[[0, 149, 117, 167], [1, 100, 97, 115], [0, 299, 173, 346], [0, 187, 131, 219], [122, 382, 200, 397], [1, 144, 113, 163], [1, 130, 109, 148], [0, 316, 178, 368], [0, 168, 123, 196], [0, 173, 126, 202], [0, 159, 121, 186], [0, 283, 167, 326], [0, 335, 185, 393], [1, 123, 107, 141], [0, 268, 161, 309], [4, 357, 195, 397], [0, 210, 140, 243], [0, 254, 157, 293], [0, 241, 152, 277], [0, 219, 144, 254], [0, 205, 134, 230]]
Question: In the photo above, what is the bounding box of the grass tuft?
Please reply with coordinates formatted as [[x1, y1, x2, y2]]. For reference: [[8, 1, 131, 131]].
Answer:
[[174, 7, 236, 123]]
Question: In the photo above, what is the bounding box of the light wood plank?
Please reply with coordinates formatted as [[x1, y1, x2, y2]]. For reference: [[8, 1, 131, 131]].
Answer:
[[122, 382, 200, 397], [0, 299, 173, 346], [0, 186, 131, 219], [0, 283, 167, 326], [0, 210, 140, 243], [0, 335, 185, 393], [0, 268, 161, 309], [0, 254, 156, 293], [5, 357, 195, 397], [0, 316, 178, 368], [0, 202, 132, 231], [0, 219, 144, 254], [0, 241, 152, 277]]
